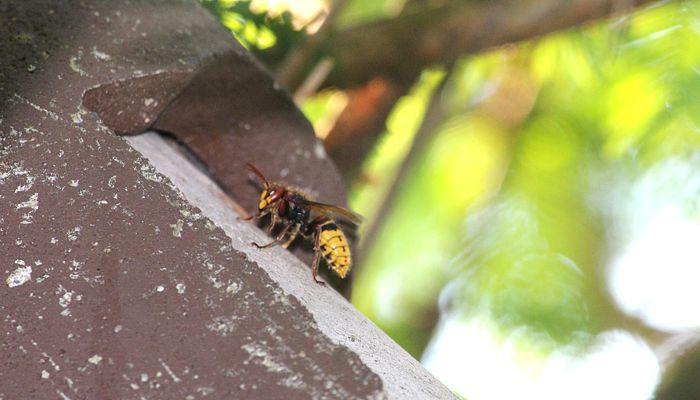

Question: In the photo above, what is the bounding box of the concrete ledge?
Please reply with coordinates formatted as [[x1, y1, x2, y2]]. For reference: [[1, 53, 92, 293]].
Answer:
[[127, 132, 458, 399]]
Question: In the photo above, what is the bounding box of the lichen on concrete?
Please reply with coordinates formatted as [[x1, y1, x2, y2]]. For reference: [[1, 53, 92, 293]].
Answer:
[[6, 261, 32, 288]]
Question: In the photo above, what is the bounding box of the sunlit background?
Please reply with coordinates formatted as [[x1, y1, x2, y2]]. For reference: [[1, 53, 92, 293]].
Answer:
[[202, 0, 700, 398]]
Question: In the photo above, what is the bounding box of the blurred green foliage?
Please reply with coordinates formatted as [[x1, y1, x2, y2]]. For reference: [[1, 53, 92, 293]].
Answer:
[[336, 0, 407, 28], [348, 0, 700, 360], [199, 0, 304, 66]]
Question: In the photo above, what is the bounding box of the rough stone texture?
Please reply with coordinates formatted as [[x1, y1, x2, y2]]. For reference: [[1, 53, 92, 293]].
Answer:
[[83, 71, 194, 136], [1, 1, 376, 399], [0, 1, 456, 399]]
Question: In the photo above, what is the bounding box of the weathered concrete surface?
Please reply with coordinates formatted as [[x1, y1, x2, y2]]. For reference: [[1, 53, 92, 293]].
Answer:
[[0, 0, 456, 399], [1, 0, 379, 398]]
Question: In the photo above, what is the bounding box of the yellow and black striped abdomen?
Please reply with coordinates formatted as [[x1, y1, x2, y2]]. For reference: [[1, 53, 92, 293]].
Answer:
[[318, 222, 351, 278]]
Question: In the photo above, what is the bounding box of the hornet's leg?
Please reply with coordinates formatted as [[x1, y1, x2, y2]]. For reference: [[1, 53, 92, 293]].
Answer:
[[267, 213, 278, 233], [240, 209, 268, 221], [311, 223, 325, 285], [252, 224, 290, 249], [240, 213, 258, 221], [281, 225, 300, 249]]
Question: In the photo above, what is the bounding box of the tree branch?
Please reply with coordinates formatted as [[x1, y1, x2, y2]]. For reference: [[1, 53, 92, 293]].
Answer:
[[323, 0, 656, 88], [276, 0, 349, 91]]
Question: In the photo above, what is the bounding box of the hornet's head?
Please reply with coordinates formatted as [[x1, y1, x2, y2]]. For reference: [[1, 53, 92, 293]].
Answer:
[[258, 185, 285, 212], [247, 163, 284, 213]]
